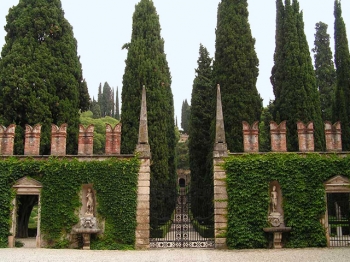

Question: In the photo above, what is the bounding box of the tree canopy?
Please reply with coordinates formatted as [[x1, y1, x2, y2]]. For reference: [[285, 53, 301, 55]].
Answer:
[[270, 0, 324, 151], [120, 0, 176, 228], [213, 0, 262, 152], [0, 0, 90, 154]]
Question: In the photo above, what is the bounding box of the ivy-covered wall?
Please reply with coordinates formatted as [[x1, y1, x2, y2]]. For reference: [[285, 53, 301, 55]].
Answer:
[[224, 153, 350, 249], [0, 157, 139, 249]]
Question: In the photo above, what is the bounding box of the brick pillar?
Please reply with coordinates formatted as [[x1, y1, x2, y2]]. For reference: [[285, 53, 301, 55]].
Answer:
[[0, 124, 16, 155], [297, 121, 314, 152], [24, 124, 41, 155], [51, 124, 67, 156], [325, 121, 342, 152], [78, 125, 94, 155], [105, 123, 122, 155], [270, 121, 287, 152], [243, 121, 259, 152]]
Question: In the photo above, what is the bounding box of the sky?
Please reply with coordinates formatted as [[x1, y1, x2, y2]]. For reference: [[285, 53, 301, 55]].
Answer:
[[1, 0, 350, 124]]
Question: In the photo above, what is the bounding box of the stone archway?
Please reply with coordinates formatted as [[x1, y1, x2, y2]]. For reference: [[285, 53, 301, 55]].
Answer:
[[9, 177, 42, 248]]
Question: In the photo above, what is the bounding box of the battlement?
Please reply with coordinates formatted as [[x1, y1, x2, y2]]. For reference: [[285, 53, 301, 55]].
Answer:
[[243, 121, 343, 152], [0, 123, 122, 156]]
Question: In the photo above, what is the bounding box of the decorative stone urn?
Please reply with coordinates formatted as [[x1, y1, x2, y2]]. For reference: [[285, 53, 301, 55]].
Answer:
[[263, 182, 291, 248]]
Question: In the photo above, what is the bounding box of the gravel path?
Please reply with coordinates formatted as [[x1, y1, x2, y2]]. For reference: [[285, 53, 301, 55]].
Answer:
[[0, 248, 350, 262]]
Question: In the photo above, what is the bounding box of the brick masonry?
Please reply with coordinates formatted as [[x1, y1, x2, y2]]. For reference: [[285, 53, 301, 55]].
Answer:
[[324, 121, 342, 152], [51, 124, 68, 156], [0, 124, 16, 155], [78, 124, 94, 155], [243, 121, 259, 152], [105, 123, 122, 155], [24, 124, 42, 155]]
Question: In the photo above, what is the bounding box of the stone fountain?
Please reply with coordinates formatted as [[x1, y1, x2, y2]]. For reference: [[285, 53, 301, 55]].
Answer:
[[72, 187, 101, 250], [263, 182, 291, 248]]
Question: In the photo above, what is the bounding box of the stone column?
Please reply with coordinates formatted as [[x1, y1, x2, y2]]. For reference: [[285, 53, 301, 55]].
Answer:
[[51, 124, 67, 156], [297, 121, 314, 152], [0, 124, 16, 155], [243, 121, 259, 152], [78, 125, 94, 155], [213, 84, 228, 249], [105, 123, 122, 155], [135, 85, 151, 249], [270, 121, 287, 152], [24, 124, 41, 155], [324, 121, 342, 152]]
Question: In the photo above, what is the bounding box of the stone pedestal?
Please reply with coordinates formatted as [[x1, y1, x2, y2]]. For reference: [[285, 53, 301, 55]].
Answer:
[[263, 227, 291, 249], [82, 233, 91, 250], [72, 216, 101, 250]]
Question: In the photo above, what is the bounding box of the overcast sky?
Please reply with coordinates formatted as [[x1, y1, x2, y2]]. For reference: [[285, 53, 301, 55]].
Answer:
[[1, 0, 350, 122]]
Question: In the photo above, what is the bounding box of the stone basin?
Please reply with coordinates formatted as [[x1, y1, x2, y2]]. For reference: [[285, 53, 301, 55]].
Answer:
[[263, 227, 292, 249], [72, 228, 101, 234], [263, 227, 292, 233]]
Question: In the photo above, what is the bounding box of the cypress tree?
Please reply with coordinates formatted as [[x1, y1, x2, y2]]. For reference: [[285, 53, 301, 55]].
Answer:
[[115, 87, 120, 120], [120, 0, 176, 228], [271, 0, 324, 151], [180, 99, 190, 134], [213, 0, 262, 152], [188, 44, 215, 220], [0, 0, 89, 154], [333, 0, 350, 150], [312, 22, 336, 122]]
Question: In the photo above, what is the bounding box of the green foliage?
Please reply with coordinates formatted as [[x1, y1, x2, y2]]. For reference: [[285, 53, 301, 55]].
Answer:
[[176, 140, 189, 170], [213, 0, 262, 152], [79, 111, 119, 154], [0, 157, 139, 249], [312, 22, 336, 122], [0, 0, 90, 155], [98, 82, 115, 118], [333, 0, 350, 150], [271, 0, 325, 151], [224, 153, 350, 249], [180, 100, 191, 134], [120, 0, 176, 229], [189, 44, 215, 219]]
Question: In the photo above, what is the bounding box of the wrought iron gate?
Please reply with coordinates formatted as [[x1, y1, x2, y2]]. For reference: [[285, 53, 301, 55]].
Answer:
[[327, 193, 350, 247], [150, 188, 214, 248]]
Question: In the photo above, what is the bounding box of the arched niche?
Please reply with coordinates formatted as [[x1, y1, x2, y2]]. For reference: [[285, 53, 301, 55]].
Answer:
[[9, 176, 42, 248]]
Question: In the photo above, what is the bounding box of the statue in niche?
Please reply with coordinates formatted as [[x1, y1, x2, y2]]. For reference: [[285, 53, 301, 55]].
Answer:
[[270, 186, 278, 213], [85, 188, 94, 216]]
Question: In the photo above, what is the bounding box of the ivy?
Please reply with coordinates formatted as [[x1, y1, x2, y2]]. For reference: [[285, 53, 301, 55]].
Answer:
[[224, 153, 350, 249], [0, 157, 139, 249]]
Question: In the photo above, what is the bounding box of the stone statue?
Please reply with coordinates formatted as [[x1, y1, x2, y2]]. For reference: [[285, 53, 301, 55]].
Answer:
[[270, 186, 278, 213], [85, 188, 94, 215]]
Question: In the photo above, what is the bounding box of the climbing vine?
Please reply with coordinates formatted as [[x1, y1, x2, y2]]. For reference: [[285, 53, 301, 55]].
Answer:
[[0, 157, 139, 249], [224, 153, 350, 249]]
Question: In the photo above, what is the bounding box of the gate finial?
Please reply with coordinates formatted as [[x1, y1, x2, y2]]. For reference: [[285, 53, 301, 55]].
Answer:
[[214, 84, 228, 156], [136, 85, 151, 157]]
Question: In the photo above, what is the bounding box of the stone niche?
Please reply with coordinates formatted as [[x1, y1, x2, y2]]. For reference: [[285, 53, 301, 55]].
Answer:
[[263, 181, 291, 248], [71, 185, 102, 249]]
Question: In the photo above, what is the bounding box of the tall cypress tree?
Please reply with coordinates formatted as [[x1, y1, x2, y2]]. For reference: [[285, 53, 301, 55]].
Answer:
[[188, 44, 215, 220], [213, 0, 262, 152], [180, 99, 190, 134], [115, 87, 120, 120], [0, 0, 89, 154], [271, 0, 324, 151], [312, 22, 336, 122], [333, 0, 350, 150], [121, 0, 176, 228]]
